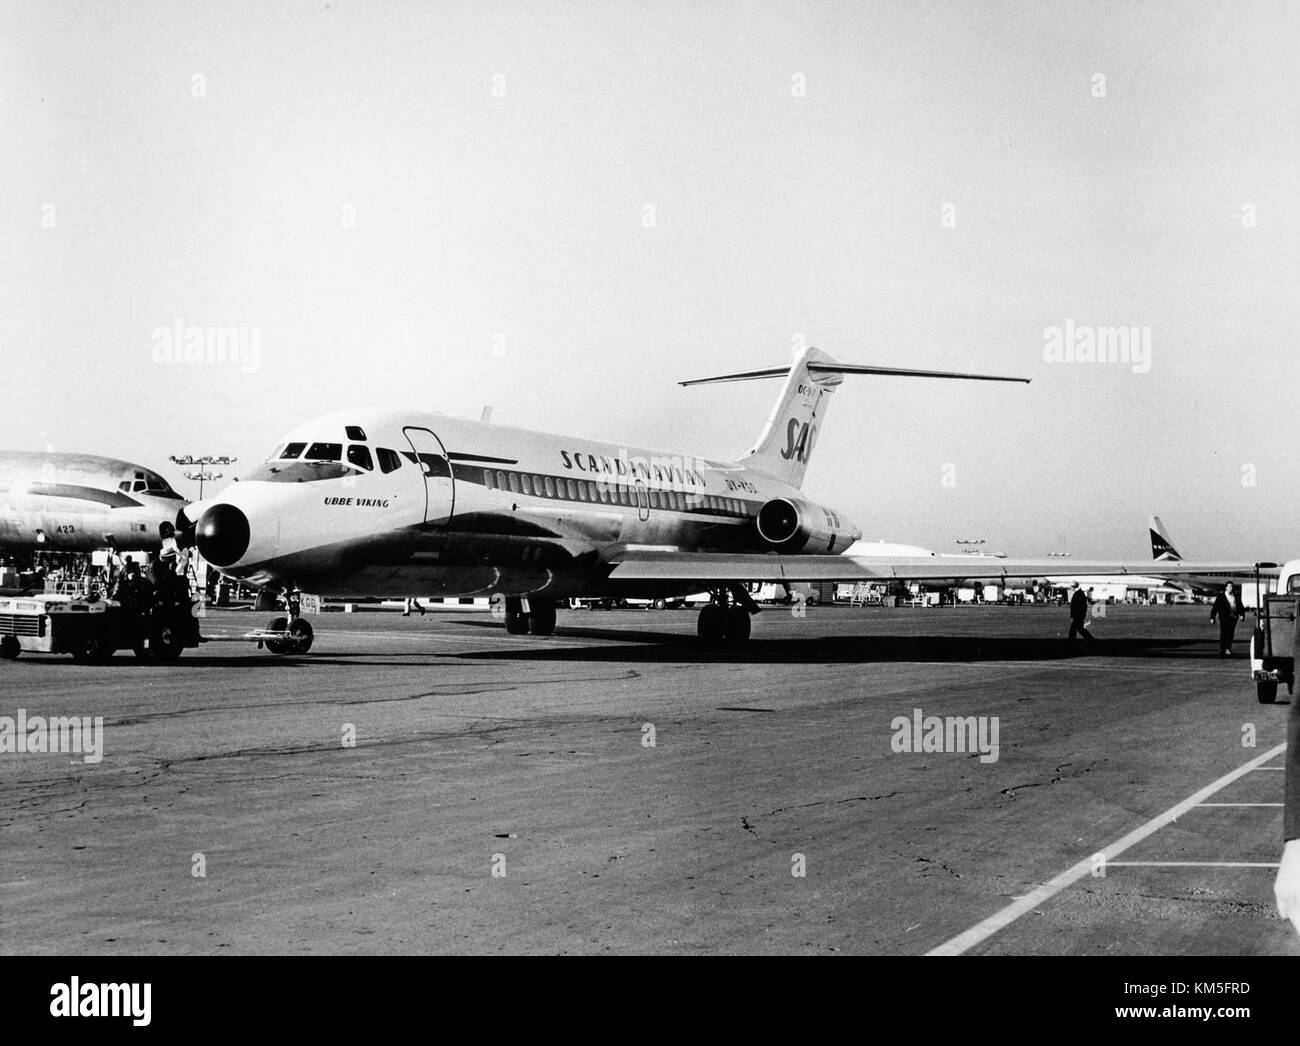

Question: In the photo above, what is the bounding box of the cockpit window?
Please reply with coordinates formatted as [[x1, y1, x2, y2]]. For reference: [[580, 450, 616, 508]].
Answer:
[[304, 442, 342, 462], [281, 442, 306, 459], [345, 426, 367, 441], [346, 445, 373, 471], [124, 473, 184, 500], [376, 448, 402, 473]]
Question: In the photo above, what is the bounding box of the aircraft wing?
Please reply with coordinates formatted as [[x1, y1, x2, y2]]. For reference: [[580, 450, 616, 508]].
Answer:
[[605, 550, 1278, 584]]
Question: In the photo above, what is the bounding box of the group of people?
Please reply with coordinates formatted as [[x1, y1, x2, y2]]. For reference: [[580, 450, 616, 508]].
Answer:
[[109, 554, 191, 612], [1067, 580, 1248, 656], [104, 522, 194, 612]]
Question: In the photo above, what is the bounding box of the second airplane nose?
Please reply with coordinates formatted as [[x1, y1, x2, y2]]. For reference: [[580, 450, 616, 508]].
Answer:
[[196, 504, 251, 566]]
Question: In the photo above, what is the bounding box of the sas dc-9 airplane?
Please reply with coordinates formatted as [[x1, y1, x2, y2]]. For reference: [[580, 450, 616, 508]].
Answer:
[[0, 451, 185, 553], [182, 346, 1274, 646]]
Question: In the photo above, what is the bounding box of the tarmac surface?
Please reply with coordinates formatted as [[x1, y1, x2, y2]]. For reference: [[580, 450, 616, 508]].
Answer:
[[1, 603, 1296, 955]]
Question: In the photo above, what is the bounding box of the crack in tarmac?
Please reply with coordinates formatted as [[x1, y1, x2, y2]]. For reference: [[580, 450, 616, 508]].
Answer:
[[752, 791, 902, 823], [101, 670, 641, 727], [998, 761, 1099, 801]]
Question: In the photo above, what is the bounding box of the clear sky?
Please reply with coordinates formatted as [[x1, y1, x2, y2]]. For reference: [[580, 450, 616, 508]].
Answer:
[[2, 0, 1295, 559]]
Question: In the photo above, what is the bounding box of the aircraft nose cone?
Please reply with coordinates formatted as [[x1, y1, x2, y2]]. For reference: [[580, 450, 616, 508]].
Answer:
[[196, 504, 251, 567]]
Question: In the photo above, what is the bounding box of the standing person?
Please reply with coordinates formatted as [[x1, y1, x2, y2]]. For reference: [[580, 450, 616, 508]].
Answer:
[[403, 597, 426, 617], [105, 544, 123, 589], [1067, 582, 1094, 642], [1209, 582, 1246, 657], [158, 522, 179, 568], [148, 558, 173, 606], [111, 562, 147, 612]]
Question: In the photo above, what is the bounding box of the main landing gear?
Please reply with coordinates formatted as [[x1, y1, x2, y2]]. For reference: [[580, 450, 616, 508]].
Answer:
[[504, 596, 557, 636], [697, 586, 758, 645]]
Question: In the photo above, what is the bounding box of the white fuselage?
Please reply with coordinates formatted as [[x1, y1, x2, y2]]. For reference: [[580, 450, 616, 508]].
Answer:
[[0, 452, 184, 553], [193, 408, 862, 599]]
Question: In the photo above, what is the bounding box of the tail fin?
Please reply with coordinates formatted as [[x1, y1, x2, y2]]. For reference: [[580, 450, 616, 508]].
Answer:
[[739, 346, 842, 487], [681, 346, 1028, 489], [1149, 515, 1182, 561]]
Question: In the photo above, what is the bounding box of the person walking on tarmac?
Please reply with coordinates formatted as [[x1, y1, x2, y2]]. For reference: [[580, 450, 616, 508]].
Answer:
[[1209, 582, 1246, 657], [1068, 582, 1094, 642]]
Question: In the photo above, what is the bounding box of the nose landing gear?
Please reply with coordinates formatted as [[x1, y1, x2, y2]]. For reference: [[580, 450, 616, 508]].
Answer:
[[262, 587, 314, 654]]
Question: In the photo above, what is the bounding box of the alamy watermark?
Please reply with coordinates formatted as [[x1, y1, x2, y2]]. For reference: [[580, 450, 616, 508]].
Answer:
[[891, 707, 999, 763], [151, 319, 261, 374], [1043, 319, 1151, 374], [50, 978, 150, 1026], [0, 708, 103, 763]]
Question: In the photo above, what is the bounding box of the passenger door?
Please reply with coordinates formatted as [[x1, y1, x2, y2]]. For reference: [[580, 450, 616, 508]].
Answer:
[[402, 427, 455, 525]]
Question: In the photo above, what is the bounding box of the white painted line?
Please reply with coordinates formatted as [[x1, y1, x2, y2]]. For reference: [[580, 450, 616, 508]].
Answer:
[[1251, 766, 1286, 771], [1196, 802, 1283, 808], [926, 740, 1288, 956], [1105, 861, 1279, 868]]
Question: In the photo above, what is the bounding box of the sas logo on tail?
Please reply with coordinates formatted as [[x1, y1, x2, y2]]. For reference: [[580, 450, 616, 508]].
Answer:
[[1151, 530, 1179, 559], [780, 419, 817, 463]]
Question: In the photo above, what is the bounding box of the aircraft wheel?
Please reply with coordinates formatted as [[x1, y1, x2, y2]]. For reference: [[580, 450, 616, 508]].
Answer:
[[504, 598, 529, 635], [529, 598, 556, 636], [149, 622, 184, 661], [697, 604, 725, 643], [0, 635, 21, 659], [288, 618, 314, 654], [724, 605, 751, 643], [1257, 679, 1278, 705], [264, 616, 289, 655], [652, 598, 668, 610]]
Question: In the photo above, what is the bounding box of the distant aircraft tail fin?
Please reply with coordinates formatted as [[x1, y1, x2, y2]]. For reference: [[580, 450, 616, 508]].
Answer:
[[1149, 515, 1182, 561], [681, 346, 1028, 489]]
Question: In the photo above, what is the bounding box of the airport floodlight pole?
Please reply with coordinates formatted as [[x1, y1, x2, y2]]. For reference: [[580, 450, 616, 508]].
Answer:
[[169, 455, 237, 501], [183, 471, 222, 500]]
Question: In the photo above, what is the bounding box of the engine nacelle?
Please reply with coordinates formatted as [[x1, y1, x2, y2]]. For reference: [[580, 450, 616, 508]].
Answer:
[[755, 497, 861, 554]]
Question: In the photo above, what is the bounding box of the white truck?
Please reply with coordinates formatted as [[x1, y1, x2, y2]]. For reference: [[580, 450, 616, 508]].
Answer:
[[1250, 559, 1300, 703]]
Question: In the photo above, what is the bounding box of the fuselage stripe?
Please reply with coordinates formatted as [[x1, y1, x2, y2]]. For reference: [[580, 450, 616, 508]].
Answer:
[[448, 463, 756, 520]]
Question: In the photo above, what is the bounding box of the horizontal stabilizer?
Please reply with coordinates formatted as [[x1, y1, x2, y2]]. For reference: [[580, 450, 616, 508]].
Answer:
[[681, 346, 1029, 488], [680, 362, 1030, 387]]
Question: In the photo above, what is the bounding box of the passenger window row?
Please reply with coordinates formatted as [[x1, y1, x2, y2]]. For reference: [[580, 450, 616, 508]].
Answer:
[[481, 468, 749, 517]]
